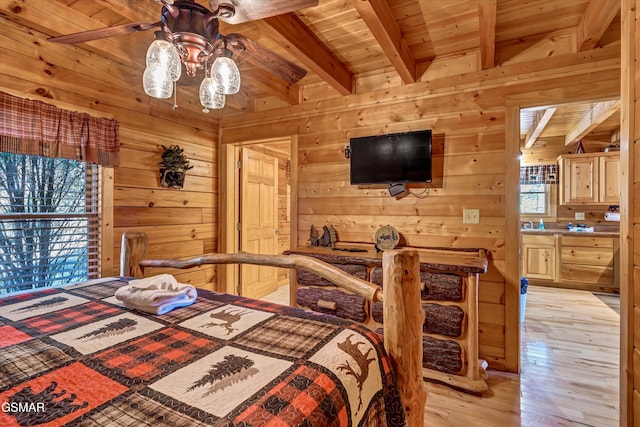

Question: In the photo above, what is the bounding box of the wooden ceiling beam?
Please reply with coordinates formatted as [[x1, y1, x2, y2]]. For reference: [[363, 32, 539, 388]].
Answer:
[[478, 0, 496, 69], [564, 100, 621, 146], [524, 108, 557, 148], [260, 14, 353, 95], [576, 0, 619, 52], [352, 0, 416, 84]]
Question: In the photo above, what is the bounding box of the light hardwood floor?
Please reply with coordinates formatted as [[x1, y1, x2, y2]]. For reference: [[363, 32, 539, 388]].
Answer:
[[262, 285, 620, 426], [423, 286, 620, 427]]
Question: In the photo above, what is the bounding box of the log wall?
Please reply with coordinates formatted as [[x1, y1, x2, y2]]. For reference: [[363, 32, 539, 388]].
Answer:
[[220, 42, 621, 371]]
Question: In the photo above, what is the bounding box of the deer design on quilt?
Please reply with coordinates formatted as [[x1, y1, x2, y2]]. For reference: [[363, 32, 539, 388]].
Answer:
[[337, 334, 375, 412], [201, 308, 251, 335]]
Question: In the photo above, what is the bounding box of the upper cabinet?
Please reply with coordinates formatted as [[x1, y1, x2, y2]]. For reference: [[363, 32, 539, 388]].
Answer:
[[558, 152, 620, 205]]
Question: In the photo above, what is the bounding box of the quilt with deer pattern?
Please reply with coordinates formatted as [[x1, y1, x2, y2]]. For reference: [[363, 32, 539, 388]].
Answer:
[[0, 277, 405, 426]]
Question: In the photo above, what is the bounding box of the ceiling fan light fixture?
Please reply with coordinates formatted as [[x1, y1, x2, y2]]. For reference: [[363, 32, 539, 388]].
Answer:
[[145, 39, 181, 82], [143, 64, 173, 98], [210, 54, 240, 95], [199, 76, 225, 109]]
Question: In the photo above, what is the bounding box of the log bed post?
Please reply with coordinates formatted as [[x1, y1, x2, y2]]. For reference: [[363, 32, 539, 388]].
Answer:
[[120, 232, 147, 278], [383, 250, 427, 427]]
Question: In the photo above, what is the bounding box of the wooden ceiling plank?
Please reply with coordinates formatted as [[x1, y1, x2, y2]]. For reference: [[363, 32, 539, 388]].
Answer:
[[240, 66, 301, 106], [478, 0, 496, 70], [576, 0, 619, 52], [93, 0, 160, 22], [0, 0, 141, 67], [524, 108, 556, 148], [260, 14, 353, 95], [352, 0, 416, 83], [564, 100, 621, 146]]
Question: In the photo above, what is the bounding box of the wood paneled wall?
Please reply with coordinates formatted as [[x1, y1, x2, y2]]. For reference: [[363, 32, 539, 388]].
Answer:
[[221, 42, 621, 372], [620, 1, 635, 424], [0, 17, 220, 289]]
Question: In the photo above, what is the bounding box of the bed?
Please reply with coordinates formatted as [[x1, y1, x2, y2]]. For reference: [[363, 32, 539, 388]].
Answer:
[[0, 232, 427, 426]]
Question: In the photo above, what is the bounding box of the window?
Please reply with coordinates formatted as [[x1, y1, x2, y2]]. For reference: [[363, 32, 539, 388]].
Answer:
[[0, 153, 101, 295], [520, 183, 557, 218], [520, 183, 547, 214]]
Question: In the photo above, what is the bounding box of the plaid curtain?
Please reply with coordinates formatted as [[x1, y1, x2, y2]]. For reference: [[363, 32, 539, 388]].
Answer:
[[520, 165, 558, 184], [0, 92, 120, 166]]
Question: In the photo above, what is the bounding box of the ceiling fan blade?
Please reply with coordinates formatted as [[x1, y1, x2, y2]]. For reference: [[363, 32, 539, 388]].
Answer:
[[48, 22, 161, 44], [224, 33, 307, 84], [211, 0, 319, 25]]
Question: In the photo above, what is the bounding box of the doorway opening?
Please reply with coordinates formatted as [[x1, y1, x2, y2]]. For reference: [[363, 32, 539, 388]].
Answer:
[[220, 138, 293, 305], [517, 100, 621, 425]]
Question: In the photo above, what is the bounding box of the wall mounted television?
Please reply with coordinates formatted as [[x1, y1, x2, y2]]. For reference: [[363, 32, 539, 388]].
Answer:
[[349, 129, 432, 185]]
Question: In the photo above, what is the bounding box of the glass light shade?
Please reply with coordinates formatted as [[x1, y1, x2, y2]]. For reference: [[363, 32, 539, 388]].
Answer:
[[210, 56, 241, 95], [199, 76, 226, 109], [145, 39, 181, 82], [143, 64, 172, 99]]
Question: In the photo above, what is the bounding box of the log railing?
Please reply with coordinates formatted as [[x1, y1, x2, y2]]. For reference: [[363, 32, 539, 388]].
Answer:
[[120, 231, 426, 426]]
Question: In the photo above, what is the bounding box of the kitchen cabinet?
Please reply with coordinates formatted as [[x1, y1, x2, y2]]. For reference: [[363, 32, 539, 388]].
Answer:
[[520, 231, 619, 293], [599, 154, 621, 204], [521, 234, 559, 282], [558, 152, 620, 205], [561, 235, 618, 293]]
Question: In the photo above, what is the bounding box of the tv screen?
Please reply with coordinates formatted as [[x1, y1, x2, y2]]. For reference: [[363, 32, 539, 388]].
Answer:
[[349, 130, 432, 184]]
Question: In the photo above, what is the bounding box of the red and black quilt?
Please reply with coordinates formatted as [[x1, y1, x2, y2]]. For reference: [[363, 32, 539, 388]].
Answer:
[[0, 278, 406, 426]]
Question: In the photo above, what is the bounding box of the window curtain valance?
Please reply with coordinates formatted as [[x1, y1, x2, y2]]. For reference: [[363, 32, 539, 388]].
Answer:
[[0, 91, 120, 166], [520, 164, 558, 184]]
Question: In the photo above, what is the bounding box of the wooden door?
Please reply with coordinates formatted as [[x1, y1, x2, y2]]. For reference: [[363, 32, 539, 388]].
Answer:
[[240, 148, 279, 299], [561, 156, 598, 204], [599, 155, 620, 203]]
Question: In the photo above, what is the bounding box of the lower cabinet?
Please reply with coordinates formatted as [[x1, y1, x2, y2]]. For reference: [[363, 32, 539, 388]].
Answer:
[[521, 233, 619, 293], [561, 235, 617, 293], [521, 234, 559, 282], [285, 247, 490, 393]]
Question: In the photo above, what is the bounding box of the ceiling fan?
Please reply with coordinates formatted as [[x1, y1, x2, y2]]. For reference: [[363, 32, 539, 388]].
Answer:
[[48, 0, 316, 109]]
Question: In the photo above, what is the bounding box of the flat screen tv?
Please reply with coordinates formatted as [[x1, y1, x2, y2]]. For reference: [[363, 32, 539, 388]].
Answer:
[[349, 129, 432, 185]]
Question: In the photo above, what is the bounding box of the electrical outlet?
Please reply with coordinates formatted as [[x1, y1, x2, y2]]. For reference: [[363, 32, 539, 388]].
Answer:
[[575, 212, 585, 220], [463, 209, 480, 224]]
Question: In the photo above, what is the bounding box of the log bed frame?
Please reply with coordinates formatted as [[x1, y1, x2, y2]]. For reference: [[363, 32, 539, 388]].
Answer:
[[120, 232, 427, 426]]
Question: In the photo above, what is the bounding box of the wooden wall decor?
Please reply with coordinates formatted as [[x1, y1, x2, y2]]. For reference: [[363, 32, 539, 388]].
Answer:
[[158, 145, 194, 189]]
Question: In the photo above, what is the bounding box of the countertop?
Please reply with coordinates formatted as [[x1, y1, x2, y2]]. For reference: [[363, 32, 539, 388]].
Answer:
[[521, 228, 619, 237]]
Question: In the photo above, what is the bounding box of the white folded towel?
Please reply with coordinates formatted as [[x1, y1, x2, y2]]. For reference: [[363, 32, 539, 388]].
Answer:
[[115, 274, 197, 315]]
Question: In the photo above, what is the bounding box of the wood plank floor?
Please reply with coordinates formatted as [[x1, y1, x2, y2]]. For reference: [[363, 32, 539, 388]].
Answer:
[[262, 285, 620, 426], [423, 286, 620, 426]]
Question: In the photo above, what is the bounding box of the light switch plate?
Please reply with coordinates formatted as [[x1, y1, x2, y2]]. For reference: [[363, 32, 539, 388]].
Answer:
[[575, 212, 585, 220], [463, 209, 480, 224]]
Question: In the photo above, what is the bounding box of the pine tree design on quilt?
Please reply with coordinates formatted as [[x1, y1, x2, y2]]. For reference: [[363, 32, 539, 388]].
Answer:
[[78, 318, 138, 340], [200, 308, 251, 335], [188, 354, 258, 396], [12, 296, 68, 312], [337, 334, 375, 413], [9, 381, 89, 425]]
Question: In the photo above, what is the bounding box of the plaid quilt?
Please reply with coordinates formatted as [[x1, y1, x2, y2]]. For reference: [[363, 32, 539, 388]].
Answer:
[[0, 278, 406, 426]]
